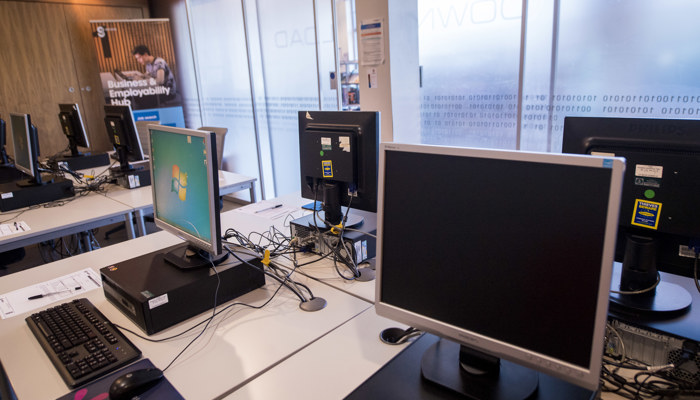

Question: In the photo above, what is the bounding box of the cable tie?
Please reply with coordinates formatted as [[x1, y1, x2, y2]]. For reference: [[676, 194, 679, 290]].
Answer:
[[261, 249, 271, 266]]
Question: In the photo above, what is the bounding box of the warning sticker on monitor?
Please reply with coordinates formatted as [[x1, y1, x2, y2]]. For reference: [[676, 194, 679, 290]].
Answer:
[[631, 199, 662, 230], [321, 137, 332, 151], [322, 160, 333, 178], [635, 164, 663, 178], [339, 136, 351, 152], [634, 176, 661, 188]]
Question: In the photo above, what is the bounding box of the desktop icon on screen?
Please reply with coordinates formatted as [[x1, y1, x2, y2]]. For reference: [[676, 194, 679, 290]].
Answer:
[[171, 164, 187, 201]]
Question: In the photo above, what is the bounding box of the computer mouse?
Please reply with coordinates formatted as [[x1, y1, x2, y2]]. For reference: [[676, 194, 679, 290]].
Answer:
[[108, 367, 164, 400]]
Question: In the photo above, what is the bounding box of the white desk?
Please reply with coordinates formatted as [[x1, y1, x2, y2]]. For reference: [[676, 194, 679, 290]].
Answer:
[[226, 306, 408, 399], [0, 218, 371, 399], [0, 192, 134, 253], [224, 191, 377, 303]]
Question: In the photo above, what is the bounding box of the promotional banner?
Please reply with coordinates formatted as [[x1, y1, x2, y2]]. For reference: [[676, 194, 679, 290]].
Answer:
[[90, 19, 185, 127]]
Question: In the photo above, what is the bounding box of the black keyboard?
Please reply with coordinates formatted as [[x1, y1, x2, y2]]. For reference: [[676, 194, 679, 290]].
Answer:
[[25, 298, 141, 388]]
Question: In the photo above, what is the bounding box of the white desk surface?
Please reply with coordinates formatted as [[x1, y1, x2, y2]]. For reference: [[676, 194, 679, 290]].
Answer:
[[0, 229, 372, 399], [223, 191, 377, 303], [0, 192, 133, 253], [226, 306, 409, 399]]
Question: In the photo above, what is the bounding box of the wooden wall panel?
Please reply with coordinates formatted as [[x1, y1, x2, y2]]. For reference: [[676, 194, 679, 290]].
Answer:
[[64, 5, 147, 153], [0, 0, 150, 158], [0, 1, 82, 157]]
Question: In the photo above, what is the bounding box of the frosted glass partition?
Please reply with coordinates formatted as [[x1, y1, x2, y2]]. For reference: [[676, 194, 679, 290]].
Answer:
[[189, 0, 262, 197], [548, 1, 700, 151], [416, 0, 700, 152], [417, 0, 522, 149], [256, 0, 322, 196]]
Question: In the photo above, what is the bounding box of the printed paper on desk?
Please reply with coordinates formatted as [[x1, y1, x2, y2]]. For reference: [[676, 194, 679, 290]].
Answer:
[[0, 221, 30, 237], [0, 268, 102, 319], [235, 201, 298, 219]]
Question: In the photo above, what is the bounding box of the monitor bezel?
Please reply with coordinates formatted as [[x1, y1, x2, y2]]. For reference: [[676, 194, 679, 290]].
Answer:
[[147, 124, 223, 257], [58, 103, 90, 150], [9, 113, 38, 179], [374, 142, 625, 391]]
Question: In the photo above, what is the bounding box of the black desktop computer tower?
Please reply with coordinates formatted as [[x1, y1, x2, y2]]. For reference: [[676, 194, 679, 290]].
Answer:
[[109, 161, 151, 189], [101, 244, 266, 335], [290, 209, 377, 265], [0, 177, 74, 211], [55, 153, 110, 171]]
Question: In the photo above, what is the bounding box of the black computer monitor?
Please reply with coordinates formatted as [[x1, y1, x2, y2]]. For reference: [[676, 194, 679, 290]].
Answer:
[[563, 116, 700, 314], [58, 103, 90, 157], [103, 104, 146, 175], [148, 124, 226, 269], [9, 113, 44, 186], [298, 110, 379, 227], [375, 143, 625, 398]]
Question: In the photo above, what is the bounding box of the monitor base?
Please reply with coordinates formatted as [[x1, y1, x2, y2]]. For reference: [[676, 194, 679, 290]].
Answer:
[[421, 339, 538, 400], [609, 280, 692, 315], [307, 210, 364, 229], [163, 244, 229, 270]]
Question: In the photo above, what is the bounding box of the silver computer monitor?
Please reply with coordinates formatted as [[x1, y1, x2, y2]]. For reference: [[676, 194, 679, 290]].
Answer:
[[9, 113, 40, 183], [375, 143, 625, 397], [148, 124, 223, 269]]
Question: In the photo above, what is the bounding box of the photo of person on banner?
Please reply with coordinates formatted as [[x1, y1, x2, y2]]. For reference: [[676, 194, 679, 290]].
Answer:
[[132, 44, 178, 104]]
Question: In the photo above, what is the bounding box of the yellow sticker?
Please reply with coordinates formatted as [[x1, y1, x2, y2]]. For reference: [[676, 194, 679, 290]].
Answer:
[[631, 199, 662, 230], [322, 160, 333, 178]]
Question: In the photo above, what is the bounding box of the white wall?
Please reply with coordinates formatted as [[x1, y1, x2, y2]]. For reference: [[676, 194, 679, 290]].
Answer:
[[355, 0, 420, 143]]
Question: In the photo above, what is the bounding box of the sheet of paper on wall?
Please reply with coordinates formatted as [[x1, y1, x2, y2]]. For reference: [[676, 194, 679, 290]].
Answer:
[[360, 18, 385, 66]]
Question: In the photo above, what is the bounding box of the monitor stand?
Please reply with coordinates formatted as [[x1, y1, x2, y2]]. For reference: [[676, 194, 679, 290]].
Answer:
[[609, 269, 693, 315], [163, 243, 229, 270], [421, 339, 538, 400], [609, 235, 692, 315], [307, 210, 364, 230], [15, 172, 55, 188]]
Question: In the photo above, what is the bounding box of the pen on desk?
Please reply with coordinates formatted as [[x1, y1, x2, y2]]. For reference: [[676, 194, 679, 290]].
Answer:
[[86, 271, 101, 288], [255, 204, 283, 213], [28, 286, 82, 300]]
